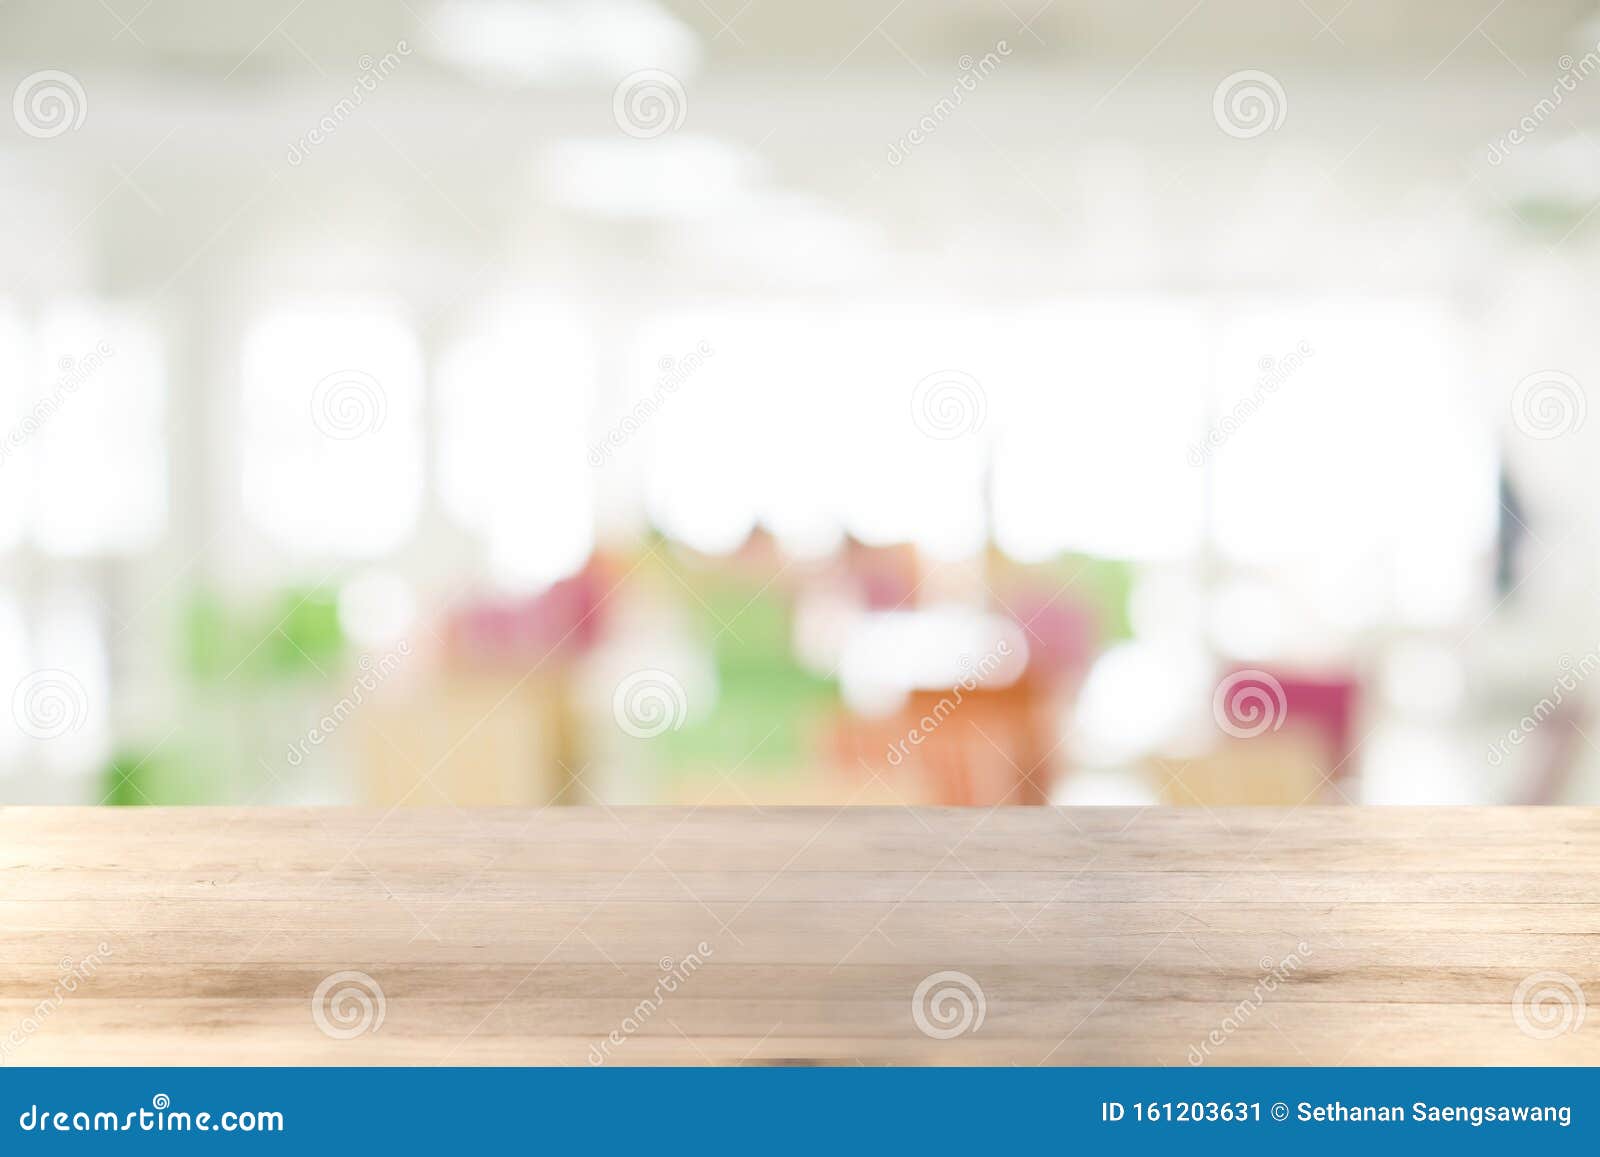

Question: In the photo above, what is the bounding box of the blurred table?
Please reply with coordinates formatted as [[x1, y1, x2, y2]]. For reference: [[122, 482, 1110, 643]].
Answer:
[[3, 806, 1597, 1065]]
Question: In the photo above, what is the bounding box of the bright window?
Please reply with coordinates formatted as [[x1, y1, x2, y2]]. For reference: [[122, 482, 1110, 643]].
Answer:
[[991, 299, 1210, 562], [437, 301, 595, 589], [241, 304, 424, 558], [1210, 299, 1495, 630], [0, 307, 25, 551], [24, 303, 166, 556]]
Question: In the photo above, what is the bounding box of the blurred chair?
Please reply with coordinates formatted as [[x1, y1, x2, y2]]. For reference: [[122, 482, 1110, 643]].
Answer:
[[1272, 672, 1360, 778], [1154, 734, 1329, 806], [1513, 700, 1588, 805], [1162, 668, 1361, 806], [831, 674, 1057, 806], [358, 671, 574, 806], [353, 562, 608, 806]]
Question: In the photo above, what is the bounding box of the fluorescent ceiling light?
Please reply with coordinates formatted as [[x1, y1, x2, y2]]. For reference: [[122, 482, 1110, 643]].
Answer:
[[428, 0, 700, 85], [669, 192, 885, 282], [542, 135, 759, 219]]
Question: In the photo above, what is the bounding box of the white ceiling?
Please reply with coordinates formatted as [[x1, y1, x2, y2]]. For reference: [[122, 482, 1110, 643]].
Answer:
[[3, 0, 1600, 303], [2, 0, 1597, 73]]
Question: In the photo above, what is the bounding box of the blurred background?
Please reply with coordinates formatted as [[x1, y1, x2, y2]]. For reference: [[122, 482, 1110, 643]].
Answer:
[[4, 0, 1600, 808]]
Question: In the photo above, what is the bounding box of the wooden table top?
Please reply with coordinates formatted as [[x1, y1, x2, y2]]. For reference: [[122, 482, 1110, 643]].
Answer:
[[2, 806, 1596, 1066]]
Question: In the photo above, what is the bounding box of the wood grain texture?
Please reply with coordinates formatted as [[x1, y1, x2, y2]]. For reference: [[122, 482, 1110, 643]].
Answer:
[[1, 806, 1596, 1066]]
